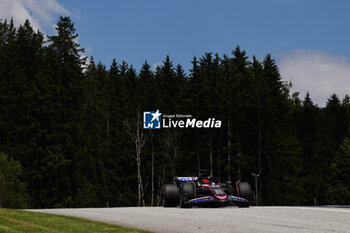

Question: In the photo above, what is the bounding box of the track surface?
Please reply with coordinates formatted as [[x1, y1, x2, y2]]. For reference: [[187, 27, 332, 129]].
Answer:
[[29, 206, 350, 233]]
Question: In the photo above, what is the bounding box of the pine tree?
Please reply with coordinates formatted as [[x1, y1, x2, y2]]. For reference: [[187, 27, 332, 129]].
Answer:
[[36, 16, 86, 207], [327, 138, 350, 204], [0, 152, 28, 208]]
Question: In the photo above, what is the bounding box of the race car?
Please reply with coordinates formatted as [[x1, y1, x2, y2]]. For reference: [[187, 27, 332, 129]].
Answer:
[[162, 173, 252, 208]]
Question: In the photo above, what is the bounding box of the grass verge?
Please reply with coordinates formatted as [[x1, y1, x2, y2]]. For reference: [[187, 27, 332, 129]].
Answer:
[[0, 208, 150, 233]]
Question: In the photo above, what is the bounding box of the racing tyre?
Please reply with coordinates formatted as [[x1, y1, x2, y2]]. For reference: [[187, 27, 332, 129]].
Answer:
[[162, 184, 179, 207], [180, 183, 195, 208], [237, 182, 252, 208]]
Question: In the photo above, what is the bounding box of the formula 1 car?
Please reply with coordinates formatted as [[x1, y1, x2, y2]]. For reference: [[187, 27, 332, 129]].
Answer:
[[162, 173, 252, 208]]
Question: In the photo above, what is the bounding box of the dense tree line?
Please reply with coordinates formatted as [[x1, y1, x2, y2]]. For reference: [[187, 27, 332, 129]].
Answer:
[[1, 17, 350, 208]]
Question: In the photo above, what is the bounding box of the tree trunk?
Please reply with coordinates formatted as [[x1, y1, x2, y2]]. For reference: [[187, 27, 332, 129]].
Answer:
[[237, 151, 241, 179], [127, 109, 146, 207], [150, 131, 154, 207], [138, 159, 145, 207], [106, 109, 110, 208], [174, 145, 178, 176], [237, 136, 241, 179], [157, 157, 166, 206], [160, 160, 166, 199], [210, 135, 213, 177], [228, 120, 231, 182], [197, 131, 200, 176], [136, 150, 141, 206], [257, 70, 262, 204], [135, 116, 145, 206], [258, 126, 261, 174], [156, 150, 165, 206], [217, 147, 221, 181]]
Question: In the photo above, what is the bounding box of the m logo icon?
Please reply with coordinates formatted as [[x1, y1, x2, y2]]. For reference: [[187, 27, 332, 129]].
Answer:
[[143, 110, 162, 129]]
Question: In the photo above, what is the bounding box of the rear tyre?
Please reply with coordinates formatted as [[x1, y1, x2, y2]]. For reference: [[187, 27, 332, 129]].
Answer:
[[237, 182, 251, 208], [162, 184, 178, 207], [180, 183, 195, 208]]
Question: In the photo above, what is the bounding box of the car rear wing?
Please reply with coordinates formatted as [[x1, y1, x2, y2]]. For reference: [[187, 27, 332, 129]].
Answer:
[[173, 176, 198, 182]]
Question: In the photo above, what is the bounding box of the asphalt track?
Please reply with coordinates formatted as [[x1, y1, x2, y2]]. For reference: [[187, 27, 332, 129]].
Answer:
[[29, 206, 350, 233]]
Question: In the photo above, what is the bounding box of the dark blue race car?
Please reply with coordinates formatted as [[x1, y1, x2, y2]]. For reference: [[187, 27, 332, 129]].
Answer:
[[162, 173, 252, 208]]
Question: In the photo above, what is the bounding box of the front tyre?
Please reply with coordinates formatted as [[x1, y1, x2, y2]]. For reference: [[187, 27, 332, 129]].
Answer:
[[162, 184, 179, 207], [237, 182, 252, 208]]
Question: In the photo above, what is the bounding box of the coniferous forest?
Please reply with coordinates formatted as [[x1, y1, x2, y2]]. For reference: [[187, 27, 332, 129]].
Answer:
[[1, 17, 350, 208]]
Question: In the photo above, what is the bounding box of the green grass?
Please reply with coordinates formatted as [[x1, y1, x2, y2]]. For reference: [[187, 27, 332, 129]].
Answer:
[[0, 209, 151, 233]]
